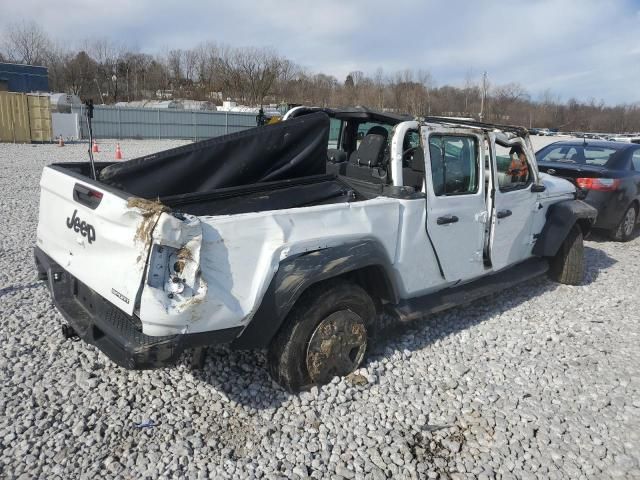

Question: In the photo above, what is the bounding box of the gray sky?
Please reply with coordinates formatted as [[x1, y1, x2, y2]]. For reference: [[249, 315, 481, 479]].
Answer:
[[2, 0, 639, 104]]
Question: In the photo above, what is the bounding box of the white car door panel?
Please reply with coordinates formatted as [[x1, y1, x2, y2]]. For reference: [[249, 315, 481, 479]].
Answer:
[[489, 136, 539, 270], [422, 127, 487, 282]]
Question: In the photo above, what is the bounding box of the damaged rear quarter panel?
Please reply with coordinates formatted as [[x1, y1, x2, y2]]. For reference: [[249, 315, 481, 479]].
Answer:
[[138, 198, 402, 336], [138, 212, 207, 336]]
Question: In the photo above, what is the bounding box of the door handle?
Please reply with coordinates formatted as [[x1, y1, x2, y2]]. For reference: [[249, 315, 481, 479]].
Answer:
[[73, 183, 103, 210], [437, 215, 459, 225], [497, 209, 512, 219]]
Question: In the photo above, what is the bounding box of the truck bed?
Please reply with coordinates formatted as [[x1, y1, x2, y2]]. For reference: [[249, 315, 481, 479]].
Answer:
[[160, 174, 359, 216], [49, 111, 355, 215], [50, 163, 360, 216]]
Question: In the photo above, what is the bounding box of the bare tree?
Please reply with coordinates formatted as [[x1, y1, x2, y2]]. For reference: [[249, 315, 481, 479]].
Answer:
[[167, 49, 183, 81], [232, 47, 284, 105], [463, 70, 480, 115], [489, 82, 529, 122], [183, 49, 198, 83], [3, 21, 51, 65], [42, 42, 67, 92], [86, 38, 125, 102], [7, 20, 639, 132], [373, 68, 386, 110], [348, 70, 364, 87], [62, 51, 97, 96]]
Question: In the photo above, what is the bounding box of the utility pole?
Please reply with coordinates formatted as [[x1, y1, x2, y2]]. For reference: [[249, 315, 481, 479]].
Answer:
[[479, 71, 488, 121]]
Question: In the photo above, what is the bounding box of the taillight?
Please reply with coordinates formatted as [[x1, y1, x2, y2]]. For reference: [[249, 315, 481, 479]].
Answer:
[[576, 178, 621, 191]]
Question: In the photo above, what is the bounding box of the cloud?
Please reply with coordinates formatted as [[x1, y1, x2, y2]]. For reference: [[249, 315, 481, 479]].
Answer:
[[1, 0, 638, 104]]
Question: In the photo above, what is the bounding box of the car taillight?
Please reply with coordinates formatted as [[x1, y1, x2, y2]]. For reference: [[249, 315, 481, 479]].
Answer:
[[576, 178, 621, 191]]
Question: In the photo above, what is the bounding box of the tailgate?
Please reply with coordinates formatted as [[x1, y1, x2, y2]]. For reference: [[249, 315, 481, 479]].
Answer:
[[36, 166, 164, 315]]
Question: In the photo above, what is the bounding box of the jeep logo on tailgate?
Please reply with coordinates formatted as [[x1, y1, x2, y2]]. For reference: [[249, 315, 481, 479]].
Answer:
[[66, 210, 96, 244]]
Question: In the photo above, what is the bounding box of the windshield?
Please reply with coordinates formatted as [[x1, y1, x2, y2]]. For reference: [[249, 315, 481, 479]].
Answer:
[[537, 144, 618, 166], [328, 118, 342, 149]]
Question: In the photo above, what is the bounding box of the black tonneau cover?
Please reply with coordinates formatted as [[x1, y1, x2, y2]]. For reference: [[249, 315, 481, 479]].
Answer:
[[99, 112, 330, 198]]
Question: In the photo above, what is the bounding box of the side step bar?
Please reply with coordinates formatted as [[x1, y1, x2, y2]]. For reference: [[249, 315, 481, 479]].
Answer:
[[386, 258, 549, 323]]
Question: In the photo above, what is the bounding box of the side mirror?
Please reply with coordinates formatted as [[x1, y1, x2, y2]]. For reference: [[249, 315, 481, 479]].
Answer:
[[531, 183, 546, 193]]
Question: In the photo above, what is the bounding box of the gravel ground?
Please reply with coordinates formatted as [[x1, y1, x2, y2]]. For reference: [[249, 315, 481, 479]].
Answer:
[[1, 139, 639, 480]]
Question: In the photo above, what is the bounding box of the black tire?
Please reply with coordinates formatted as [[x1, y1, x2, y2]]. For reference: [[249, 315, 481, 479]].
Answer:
[[610, 204, 637, 242], [267, 279, 376, 392], [549, 224, 584, 285]]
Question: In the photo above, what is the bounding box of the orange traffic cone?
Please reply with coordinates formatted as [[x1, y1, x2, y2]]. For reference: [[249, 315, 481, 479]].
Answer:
[[58, 136, 64, 147], [115, 143, 123, 160], [92, 140, 99, 153]]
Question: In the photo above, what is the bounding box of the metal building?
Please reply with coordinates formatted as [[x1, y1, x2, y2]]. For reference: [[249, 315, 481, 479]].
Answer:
[[70, 105, 256, 140], [0, 62, 49, 93]]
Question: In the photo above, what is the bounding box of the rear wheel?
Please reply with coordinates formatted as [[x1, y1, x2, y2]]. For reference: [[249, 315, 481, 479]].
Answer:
[[267, 280, 375, 392], [610, 204, 637, 242], [549, 224, 584, 285]]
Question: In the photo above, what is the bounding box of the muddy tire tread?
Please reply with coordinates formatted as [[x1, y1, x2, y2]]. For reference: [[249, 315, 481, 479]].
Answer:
[[267, 279, 375, 392]]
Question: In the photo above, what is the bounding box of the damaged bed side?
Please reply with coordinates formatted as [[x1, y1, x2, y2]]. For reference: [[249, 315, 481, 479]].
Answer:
[[36, 109, 388, 368], [36, 109, 334, 318]]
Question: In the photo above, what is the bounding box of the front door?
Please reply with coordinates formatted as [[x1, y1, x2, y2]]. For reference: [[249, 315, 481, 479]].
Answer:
[[489, 136, 539, 270], [422, 127, 488, 282]]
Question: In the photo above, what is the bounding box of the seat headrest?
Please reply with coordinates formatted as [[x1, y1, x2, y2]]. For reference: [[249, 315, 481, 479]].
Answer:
[[351, 133, 387, 167], [327, 149, 347, 163], [366, 126, 389, 139]]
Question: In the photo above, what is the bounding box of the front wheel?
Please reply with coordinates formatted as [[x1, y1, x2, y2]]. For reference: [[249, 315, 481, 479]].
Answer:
[[610, 204, 637, 242], [267, 280, 375, 392], [548, 224, 584, 285]]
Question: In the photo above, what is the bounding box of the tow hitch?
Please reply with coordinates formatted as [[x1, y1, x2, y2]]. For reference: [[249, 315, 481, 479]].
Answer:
[[61, 324, 79, 341]]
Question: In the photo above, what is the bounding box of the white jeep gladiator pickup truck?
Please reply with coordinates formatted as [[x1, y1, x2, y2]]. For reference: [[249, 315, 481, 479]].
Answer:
[[35, 108, 597, 391]]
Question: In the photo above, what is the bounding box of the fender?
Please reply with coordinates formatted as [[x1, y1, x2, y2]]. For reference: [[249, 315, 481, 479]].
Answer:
[[532, 199, 597, 257], [232, 239, 398, 349]]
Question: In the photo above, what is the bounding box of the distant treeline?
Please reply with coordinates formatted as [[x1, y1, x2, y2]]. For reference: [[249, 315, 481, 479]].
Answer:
[[2, 20, 639, 132]]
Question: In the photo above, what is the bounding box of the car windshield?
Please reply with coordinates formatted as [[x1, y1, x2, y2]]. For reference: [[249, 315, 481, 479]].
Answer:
[[537, 145, 618, 166], [328, 118, 342, 149]]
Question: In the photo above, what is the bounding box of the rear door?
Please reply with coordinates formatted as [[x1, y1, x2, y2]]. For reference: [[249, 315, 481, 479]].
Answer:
[[489, 137, 539, 270], [422, 127, 487, 282], [36, 166, 162, 314]]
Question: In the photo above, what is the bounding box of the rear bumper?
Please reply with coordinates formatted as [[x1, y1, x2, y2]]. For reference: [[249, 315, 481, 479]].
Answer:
[[34, 247, 241, 369]]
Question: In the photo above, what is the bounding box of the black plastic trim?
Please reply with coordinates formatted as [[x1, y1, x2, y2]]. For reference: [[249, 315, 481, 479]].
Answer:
[[386, 257, 549, 322], [34, 247, 241, 369], [232, 239, 398, 349], [532, 200, 598, 257]]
